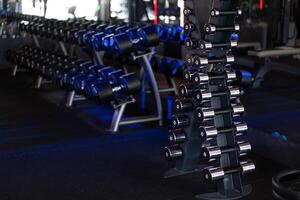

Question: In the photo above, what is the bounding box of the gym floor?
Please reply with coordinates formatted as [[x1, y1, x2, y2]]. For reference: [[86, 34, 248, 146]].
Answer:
[[0, 69, 297, 200]]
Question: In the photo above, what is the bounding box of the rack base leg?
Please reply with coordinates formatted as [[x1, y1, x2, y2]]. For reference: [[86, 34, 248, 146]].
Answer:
[[164, 167, 204, 178], [195, 185, 252, 200]]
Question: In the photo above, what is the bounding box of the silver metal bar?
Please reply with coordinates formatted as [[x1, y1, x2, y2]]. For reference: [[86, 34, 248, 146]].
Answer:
[[248, 48, 300, 58], [65, 90, 76, 107], [141, 55, 163, 126], [12, 64, 18, 77], [109, 103, 127, 132], [145, 88, 176, 94], [59, 41, 68, 56], [35, 76, 43, 89], [32, 35, 40, 48], [94, 51, 104, 65], [119, 116, 160, 125], [139, 67, 146, 108], [73, 95, 86, 101]]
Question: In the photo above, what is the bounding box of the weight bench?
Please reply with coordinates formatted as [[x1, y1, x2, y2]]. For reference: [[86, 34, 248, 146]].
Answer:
[[238, 47, 300, 88]]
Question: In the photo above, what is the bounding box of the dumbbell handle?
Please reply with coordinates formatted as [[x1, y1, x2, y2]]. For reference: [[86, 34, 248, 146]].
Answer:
[[193, 71, 236, 84], [205, 24, 240, 34], [211, 9, 242, 17], [203, 160, 255, 182], [197, 105, 245, 122], [165, 145, 183, 159], [199, 122, 248, 141], [200, 40, 238, 50], [172, 115, 190, 129], [201, 141, 251, 162], [195, 87, 240, 104], [169, 130, 186, 144], [176, 87, 240, 112]]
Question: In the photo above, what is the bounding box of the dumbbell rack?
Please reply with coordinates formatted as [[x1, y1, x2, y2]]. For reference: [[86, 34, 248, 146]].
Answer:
[[7, 13, 165, 132], [165, 0, 255, 199], [109, 49, 163, 132]]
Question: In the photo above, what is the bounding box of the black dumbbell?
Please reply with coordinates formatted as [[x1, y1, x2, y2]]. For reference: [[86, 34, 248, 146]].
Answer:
[[179, 84, 201, 98], [194, 87, 240, 104], [175, 88, 239, 112], [164, 145, 183, 159], [97, 73, 140, 102], [199, 40, 238, 50], [171, 115, 190, 129], [183, 7, 193, 17], [174, 99, 194, 113], [210, 9, 242, 17], [169, 129, 186, 144], [187, 54, 235, 67], [193, 70, 237, 85], [203, 160, 255, 182], [199, 122, 248, 141], [196, 104, 245, 122], [184, 22, 195, 32], [201, 141, 251, 162], [204, 23, 240, 34]]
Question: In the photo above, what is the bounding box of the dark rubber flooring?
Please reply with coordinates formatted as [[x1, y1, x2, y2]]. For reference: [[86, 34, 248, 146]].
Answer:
[[0, 69, 294, 200]]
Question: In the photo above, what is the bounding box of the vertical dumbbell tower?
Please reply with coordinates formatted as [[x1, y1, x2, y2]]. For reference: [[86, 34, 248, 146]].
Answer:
[[165, 0, 255, 199]]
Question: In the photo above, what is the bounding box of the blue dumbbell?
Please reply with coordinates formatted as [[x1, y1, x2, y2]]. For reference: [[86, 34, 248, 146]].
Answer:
[[70, 63, 103, 90], [105, 25, 117, 35], [64, 61, 95, 87], [110, 24, 159, 57], [91, 32, 105, 51], [107, 69, 126, 86], [75, 29, 88, 46], [97, 73, 141, 102], [84, 66, 115, 97], [158, 24, 170, 41], [83, 30, 96, 48]]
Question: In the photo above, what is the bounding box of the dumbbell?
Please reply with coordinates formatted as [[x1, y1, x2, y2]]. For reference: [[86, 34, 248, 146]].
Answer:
[[186, 54, 235, 66], [199, 122, 248, 141], [110, 25, 159, 57], [82, 30, 96, 48], [178, 84, 201, 98], [91, 32, 106, 51], [203, 160, 255, 182], [192, 70, 237, 85], [83, 66, 116, 96], [158, 24, 171, 41], [183, 22, 195, 32], [204, 24, 240, 34], [105, 25, 117, 35], [171, 115, 190, 129], [107, 69, 126, 86], [74, 66, 116, 94], [166, 24, 188, 44], [201, 141, 251, 162], [86, 25, 130, 50], [175, 87, 240, 112], [169, 129, 186, 144], [97, 73, 140, 102], [210, 9, 242, 17], [54, 59, 88, 83], [164, 145, 183, 159], [194, 87, 240, 104], [196, 104, 245, 122], [198, 40, 238, 50], [64, 61, 95, 86], [183, 7, 193, 17]]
